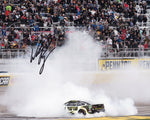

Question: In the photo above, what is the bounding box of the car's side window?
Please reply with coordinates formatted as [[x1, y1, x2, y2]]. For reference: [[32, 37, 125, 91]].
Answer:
[[79, 102, 87, 106], [69, 103, 76, 106], [78, 102, 83, 106], [82, 103, 86, 105]]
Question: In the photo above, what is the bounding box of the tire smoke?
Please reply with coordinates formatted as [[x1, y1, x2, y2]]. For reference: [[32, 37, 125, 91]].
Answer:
[[0, 30, 138, 117]]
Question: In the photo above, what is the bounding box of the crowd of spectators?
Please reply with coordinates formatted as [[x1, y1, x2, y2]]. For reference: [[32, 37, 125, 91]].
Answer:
[[0, 0, 150, 56], [0, 26, 65, 49], [0, 0, 149, 27]]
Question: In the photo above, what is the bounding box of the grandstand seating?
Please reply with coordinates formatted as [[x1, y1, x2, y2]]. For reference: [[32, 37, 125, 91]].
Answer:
[[0, 0, 150, 58]]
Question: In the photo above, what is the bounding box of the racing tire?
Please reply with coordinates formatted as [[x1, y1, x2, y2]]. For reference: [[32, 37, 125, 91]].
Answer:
[[78, 109, 86, 115]]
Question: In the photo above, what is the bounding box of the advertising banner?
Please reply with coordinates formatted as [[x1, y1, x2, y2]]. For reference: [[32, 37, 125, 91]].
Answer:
[[99, 58, 150, 71], [0, 76, 10, 86]]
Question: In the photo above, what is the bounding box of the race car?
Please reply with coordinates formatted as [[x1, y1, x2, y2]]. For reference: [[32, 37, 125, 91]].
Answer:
[[0, 71, 11, 86], [64, 100, 105, 115]]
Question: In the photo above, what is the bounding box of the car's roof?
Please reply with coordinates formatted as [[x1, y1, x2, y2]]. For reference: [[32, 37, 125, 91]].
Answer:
[[65, 100, 90, 105], [66, 100, 84, 103]]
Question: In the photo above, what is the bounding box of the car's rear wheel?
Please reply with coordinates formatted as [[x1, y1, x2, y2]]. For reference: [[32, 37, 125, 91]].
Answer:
[[78, 109, 86, 115]]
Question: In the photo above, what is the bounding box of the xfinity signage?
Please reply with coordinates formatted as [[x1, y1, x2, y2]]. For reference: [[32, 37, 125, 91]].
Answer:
[[0, 76, 10, 86]]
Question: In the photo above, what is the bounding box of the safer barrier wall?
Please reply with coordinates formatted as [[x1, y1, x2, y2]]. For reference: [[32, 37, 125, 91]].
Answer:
[[99, 58, 150, 71]]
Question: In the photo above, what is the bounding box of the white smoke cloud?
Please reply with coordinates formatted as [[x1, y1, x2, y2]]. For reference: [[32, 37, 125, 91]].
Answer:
[[0, 29, 138, 117]]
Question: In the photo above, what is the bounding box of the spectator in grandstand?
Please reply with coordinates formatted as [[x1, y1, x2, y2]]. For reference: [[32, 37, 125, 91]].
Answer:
[[53, 14, 59, 23], [133, 13, 138, 25], [28, 16, 34, 26], [33, 23, 39, 33], [117, 36, 122, 44], [0, 41, 5, 49], [132, 41, 138, 50], [144, 41, 149, 51], [11, 41, 19, 49], [116, 41, 120, 52], [143, 15, 147, 23], [54, 26, 58, 35], [1, 23, 6, 37], [138, 42, 144, 50], [5, 7, 11, 17], [107, 37, 112, 49], [14, 31, 20, 43], [20, 13, 27, 24]]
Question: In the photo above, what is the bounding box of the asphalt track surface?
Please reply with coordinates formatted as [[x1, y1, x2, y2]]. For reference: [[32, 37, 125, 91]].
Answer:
[[0, 78, 150, 120], [0, 87, 150, 120], [0, 114, 150, 120]]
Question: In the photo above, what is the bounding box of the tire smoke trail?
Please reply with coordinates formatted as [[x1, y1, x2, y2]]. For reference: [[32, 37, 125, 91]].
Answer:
[[0, 30, 137, 117]]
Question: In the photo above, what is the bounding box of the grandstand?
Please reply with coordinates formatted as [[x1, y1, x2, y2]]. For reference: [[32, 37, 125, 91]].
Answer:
[[0, 0, 150, 59]]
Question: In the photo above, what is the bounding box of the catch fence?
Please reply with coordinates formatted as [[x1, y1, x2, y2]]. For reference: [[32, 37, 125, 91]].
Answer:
[[0, 49, 26, 59], [1, 48, 150, 59]]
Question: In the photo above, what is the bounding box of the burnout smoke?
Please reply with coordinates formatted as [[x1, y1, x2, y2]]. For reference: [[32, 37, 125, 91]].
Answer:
[[0, 30, 138, 117]]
